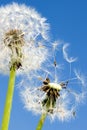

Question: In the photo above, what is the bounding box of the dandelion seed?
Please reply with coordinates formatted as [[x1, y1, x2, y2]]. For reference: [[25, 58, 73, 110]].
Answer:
[[74, 69, 86, 87], [63, 43, 77, 63], [52, 40, 62, 51]]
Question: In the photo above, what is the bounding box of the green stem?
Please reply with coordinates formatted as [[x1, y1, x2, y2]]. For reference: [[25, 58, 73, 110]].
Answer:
[[36, 113, 47, 130], [1, 67, 16, 130]]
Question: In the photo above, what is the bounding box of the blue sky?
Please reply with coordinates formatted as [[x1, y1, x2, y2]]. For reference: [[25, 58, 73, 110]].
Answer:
[[0, 0, 87, 130]]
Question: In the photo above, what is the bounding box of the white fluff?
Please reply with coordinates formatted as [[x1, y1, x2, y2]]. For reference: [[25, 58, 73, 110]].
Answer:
[[63, 43, 77, 63], [0, 3, 50, 75]]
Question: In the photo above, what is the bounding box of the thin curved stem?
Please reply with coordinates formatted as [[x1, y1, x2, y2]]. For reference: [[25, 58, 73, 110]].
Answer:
[[1, 67, 16, 130], [36, 113, 47, 130]]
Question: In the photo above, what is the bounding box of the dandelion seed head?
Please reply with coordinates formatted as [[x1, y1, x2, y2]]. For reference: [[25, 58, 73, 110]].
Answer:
[[20, 83, 75, 121], [0, 3, 50, 74], [20, 42, 86, 121], [20, 72, 86, 121], [21, 82, 85, 121]]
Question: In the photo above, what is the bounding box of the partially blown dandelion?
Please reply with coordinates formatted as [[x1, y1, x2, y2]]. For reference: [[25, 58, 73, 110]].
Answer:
[[0, 3, 50, 130], [20, 43, 86, 130]]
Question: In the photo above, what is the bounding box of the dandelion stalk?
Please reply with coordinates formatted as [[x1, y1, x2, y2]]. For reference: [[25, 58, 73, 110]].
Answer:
[[36, 78, 64, 130], [1, 29, 24, 130], [36, 113, 47, 130], [1, 67, 16, 130]]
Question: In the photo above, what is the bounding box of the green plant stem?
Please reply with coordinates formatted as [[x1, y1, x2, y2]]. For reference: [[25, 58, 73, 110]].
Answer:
[[1, 67, 16, 130], [36, 113, 47, 130]]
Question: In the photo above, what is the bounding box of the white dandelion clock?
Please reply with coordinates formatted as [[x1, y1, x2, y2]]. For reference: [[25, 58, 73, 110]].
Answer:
[[20, 76, 78, 121], [20, 43, 86, 122], [20, 43, 86, 130], [0, 3, 50, 75], [20, 71, 86, 125]]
